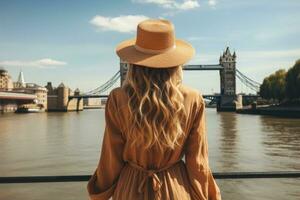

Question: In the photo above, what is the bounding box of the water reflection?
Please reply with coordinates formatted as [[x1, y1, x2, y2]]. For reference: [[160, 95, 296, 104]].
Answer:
[[218, 112, 238, 170]]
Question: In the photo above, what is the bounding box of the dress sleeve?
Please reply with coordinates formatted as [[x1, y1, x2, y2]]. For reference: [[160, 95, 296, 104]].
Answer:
[[87, 90, 125, 200], [184, 94, 221, 200]]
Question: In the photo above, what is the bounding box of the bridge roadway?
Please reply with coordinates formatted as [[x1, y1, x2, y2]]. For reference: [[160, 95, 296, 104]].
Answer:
[[182, 64, 223, 70]]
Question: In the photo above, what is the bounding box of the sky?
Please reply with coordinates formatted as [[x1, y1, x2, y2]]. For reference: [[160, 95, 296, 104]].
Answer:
[[0, 0, 299, 94]]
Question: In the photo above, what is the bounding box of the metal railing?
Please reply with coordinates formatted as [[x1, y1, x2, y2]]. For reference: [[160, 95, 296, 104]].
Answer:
[[1, 171, 300, 184]]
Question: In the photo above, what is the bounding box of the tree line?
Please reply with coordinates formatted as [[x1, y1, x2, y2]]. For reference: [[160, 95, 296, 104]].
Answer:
[[260, 59, 300, 103]]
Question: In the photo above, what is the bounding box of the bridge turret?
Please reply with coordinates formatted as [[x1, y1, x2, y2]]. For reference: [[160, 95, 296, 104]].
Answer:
[[74, 88, 80, 96], [225, 46, 231, 55]]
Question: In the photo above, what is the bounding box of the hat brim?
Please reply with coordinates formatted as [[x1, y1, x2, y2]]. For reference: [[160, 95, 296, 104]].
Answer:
[[116, 38, 195, 68]]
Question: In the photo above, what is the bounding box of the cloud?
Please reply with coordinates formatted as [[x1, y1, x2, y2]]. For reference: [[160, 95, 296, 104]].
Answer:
[[90, 15, 149, 33], [208, 0, 216, 7], [132, 0, 200, 10], [134, 0, 173, 7], [177, 0, 200, 10], [0, 58, 67, 68]]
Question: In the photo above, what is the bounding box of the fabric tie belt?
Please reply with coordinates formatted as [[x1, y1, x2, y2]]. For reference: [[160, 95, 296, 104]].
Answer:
[[127, 160, 183, 195]]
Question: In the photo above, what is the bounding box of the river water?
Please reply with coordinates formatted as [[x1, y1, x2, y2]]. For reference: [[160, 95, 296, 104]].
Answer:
[[0, 109, 299, 200]]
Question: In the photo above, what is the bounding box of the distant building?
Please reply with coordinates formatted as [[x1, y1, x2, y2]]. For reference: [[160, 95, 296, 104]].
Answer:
[[0, 67, 14, 91], [0, 91, 36, 113], [101, 98, 107, 105], [83, 97, 108, 108], [45, 82, 83, 111], [12, 70, 48, 110], [13, 83, 47, 109], [0, 68, 46, 112]]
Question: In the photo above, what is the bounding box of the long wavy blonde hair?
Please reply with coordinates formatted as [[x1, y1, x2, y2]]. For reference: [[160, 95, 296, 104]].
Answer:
[[122, 64, 187, 151]]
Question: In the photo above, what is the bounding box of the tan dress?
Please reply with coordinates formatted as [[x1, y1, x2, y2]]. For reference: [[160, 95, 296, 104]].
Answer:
[[87, 85, 222, 200]]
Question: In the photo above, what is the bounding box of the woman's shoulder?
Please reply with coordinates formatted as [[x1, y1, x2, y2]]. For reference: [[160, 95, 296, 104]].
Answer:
[[109, 86, 128, 98], [179, 84, 204, 104], [108, 87, 129, 109], [109, 86, 123, 96]]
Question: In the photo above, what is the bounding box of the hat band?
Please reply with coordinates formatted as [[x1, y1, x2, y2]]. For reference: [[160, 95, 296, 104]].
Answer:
[[134, 44, 176, 54]]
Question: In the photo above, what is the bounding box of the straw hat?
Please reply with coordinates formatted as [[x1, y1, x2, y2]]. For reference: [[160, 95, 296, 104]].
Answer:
[[116, 19, 195, 68]]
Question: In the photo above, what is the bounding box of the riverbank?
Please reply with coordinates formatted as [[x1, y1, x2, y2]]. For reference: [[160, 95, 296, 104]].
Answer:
[[236, 105, 300, 118]]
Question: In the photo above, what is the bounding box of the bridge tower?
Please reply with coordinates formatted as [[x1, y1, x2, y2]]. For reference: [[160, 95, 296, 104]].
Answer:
[[218, 47, 239, 111], [219, 47, 236, 95], [120, 59, 130, 86]]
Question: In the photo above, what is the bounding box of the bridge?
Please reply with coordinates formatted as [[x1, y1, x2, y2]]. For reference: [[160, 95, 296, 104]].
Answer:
[[69, 47, 261, 111]]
